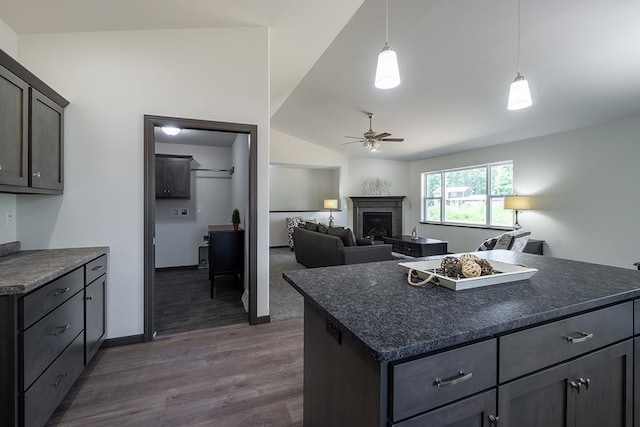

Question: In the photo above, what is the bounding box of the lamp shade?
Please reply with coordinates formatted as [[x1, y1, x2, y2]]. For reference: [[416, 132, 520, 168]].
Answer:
[[507, 73, 532, 110], [323, 199, 338, 209], [375, 44, 400, 89], [504, 195, 531, 210]]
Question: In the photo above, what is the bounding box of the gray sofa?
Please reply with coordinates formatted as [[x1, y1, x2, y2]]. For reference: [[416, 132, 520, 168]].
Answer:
[[293, 227, 393, 268]]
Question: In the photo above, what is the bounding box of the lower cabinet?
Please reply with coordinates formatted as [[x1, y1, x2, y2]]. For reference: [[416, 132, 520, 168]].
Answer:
[[394, 389, 497, 427], [498, 339, 633, 427], [85, 274, 106, 365]]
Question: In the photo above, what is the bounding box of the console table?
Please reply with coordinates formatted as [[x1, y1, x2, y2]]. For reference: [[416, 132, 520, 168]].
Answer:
[[523, 238, 544, 255], [382, 235, 448, 257], [207, 225, 244, 298]]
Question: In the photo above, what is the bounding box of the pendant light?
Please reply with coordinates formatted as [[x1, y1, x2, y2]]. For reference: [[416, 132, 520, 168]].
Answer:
[[375, 0, 400, 89], [507, 0, 532, 110]]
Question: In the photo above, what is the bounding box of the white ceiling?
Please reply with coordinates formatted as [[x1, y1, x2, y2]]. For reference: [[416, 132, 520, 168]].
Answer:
[[2, 0, 639, 161], [154, 128, 237, 148]]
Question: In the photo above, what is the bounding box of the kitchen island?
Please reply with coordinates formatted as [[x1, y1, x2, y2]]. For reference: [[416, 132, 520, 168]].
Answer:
[[283, 250, 640, 426]]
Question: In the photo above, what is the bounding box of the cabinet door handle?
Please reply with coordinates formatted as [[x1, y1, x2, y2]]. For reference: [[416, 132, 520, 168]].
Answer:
[[488, 415, 499, 425], [86, 295, 93, 301], [91, 265, 104, 271], [53, 373, 68, 387], [53, 324, 70, 336], [434, 370, 473, 387], [54, 287, 70, 296], [569, 380, 582, 393], [33, 171, 41, 178], [565, 332, 594, 343], [579, 377, 591, 390]]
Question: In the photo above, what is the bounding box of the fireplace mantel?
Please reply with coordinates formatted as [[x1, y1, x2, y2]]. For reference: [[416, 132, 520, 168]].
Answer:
[[349, 196, 406, 239]]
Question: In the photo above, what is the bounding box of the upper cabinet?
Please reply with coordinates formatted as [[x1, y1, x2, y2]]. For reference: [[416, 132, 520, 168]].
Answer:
[[0, 48, 69, 195], [155, 154, 192, 199]]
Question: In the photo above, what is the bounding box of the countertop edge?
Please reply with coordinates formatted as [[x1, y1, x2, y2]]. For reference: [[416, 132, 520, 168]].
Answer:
[[0, 247, 110, 296]]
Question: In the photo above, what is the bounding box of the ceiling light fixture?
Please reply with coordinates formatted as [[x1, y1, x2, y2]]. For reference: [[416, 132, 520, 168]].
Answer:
[[507, 0, 532, 110], [374, 0, 400, 89], [161, 126, 181, 136]]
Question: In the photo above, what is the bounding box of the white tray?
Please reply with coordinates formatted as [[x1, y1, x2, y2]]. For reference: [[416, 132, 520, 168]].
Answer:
[[399, 258, 538, 291]]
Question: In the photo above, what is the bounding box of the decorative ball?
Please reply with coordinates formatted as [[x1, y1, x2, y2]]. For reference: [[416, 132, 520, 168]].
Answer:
[[459, 253, 479, 265], [441, 256, 461, 277], [476, 258, 494, 276], [461, 261, 482, 278]]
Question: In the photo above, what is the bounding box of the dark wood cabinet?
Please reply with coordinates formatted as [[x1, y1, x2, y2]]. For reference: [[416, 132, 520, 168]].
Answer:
[[394, 389, 497, 427], [382, 235, 448, 257], [499, 340, 632, 427], [30, 89, 64, 191], [208, 225, 244, 298], [155, 154, 191, 198], [0, 48, 68, 195], [0, 65, 29, 187], [523, 238, 544, 255], [0, 254, 108, 427]]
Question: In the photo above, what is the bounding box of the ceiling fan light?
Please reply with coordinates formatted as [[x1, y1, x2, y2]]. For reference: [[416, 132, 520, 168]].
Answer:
[[375, 44, 400, 89], [507, 73, 532, 110], [161, 126, 181, 136]]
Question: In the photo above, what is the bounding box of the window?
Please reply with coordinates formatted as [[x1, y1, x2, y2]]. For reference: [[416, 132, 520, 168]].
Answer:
[[422, 162, 513, 227]]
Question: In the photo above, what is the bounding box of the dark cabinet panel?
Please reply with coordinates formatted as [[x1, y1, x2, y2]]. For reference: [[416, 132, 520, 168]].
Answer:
[[0, 66, 28, 187], [155, 155, 191, 198], [208, 227, 244, 298], [394, 389, 497, 427], [30, 88, 64, 191], [85, 275, 106, 365]]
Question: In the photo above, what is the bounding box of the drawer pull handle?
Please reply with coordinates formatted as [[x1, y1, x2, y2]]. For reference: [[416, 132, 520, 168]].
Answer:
[[488, 415, 499, 425], [54, 287, 70, 296], [33, 171, 41, 178], [86, 295, 93, 301], [579, 377, 591, 390], [569, 380, 582, 393], [53, 373, 68, 387], [53, 324, 70, 336], [434, 370, 473, 387], [565, 332, 594, 343], [91, 265, 104, 271]]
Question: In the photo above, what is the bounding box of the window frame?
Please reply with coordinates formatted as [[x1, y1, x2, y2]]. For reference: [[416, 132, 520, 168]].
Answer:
[[421, 161, 514, 229]]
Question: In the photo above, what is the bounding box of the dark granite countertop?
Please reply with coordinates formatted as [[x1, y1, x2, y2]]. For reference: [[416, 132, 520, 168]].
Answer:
[[283, 250, 640, 363], [0, 247, 109, 295]]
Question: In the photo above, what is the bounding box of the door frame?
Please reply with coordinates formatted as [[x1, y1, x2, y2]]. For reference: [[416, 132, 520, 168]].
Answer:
[[143, 114, 259, 341]]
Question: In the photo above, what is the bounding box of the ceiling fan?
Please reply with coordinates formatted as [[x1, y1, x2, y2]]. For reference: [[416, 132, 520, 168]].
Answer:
[[342, 113, 404, 151]]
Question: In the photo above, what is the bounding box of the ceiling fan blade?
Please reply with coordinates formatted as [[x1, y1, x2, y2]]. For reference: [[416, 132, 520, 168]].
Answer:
[[374, 132, 391, 139], [341, 140, 364, 145], [381, 138, 404, 142], [344, 135, 364, 139]]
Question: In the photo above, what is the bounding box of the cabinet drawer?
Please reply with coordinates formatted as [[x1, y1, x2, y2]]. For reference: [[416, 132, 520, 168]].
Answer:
[[391, 339, 497, 422], [21, 291, 84, 390], [85, 254, 107, 285], [500, 301, 633, 382], [20, 267, 83, 330], [22, 332, 84, 427]]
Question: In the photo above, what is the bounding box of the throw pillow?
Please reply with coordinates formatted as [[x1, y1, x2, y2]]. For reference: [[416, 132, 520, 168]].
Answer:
[[356, 237, 374, 246], [317, 223, 329, 234], [509, 231, 531, 252], [328, 227, 355, 247], [305, 222, 319, 232], [476, 237, 497, 251], [285, 216, 304, 249], [493, 233, 513, 250]]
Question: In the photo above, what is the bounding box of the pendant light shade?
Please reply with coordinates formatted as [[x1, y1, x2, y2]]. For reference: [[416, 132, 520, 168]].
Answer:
[[375, 43, 400, 89], [508, 73, 532, 110], [375, 0, 400, 89], [507, 0, 532, 110]]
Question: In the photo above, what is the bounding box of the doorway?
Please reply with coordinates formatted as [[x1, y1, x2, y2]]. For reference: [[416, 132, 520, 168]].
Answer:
[[143, 115, 258, 341]]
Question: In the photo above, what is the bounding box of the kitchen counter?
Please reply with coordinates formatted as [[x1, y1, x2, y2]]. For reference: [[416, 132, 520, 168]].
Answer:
[[283, 250, 640, 362], [0, 246, 109, 295]]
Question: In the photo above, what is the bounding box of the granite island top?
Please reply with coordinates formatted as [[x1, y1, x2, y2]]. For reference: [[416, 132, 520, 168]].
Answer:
[[0, 247, 109, 295], [283, 250, 640, 363]]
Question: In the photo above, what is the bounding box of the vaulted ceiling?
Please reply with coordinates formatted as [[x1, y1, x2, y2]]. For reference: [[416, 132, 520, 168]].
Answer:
[[2, 0, 639, 161]]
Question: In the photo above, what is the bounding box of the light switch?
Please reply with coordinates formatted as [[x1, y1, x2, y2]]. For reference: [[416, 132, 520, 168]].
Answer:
[[170, 208, 179, 217]]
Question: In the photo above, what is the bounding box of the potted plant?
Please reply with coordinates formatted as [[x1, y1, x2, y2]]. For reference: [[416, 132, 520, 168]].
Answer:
[[232, 208, 241, 231]]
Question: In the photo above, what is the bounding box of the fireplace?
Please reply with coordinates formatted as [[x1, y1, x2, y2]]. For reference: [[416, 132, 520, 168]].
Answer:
[[350, 196, 406, 239], [363, 212, 393, 240]]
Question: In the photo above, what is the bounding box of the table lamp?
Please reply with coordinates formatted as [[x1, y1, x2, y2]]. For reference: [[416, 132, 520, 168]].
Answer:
[[503, 195, 531, 229], [324, 199, 338, 227]]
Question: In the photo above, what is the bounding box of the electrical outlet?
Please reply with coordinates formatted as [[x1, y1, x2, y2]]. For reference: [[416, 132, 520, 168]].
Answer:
[[180, 208, 189, 216], [6, 211, 14, 226]]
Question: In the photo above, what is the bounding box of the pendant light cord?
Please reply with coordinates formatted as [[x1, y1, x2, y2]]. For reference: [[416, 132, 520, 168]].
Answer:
[[385, 0, 389, 43], [516, 0, 521, 73]]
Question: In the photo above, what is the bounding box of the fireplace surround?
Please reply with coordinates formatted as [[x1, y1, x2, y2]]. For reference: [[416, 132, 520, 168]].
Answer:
[[349, 196, 406, 239]]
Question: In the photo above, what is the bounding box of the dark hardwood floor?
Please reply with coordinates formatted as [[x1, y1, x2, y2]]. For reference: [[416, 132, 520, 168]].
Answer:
[[47, 318, 304, 426], [154, 268, 247, 336]]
